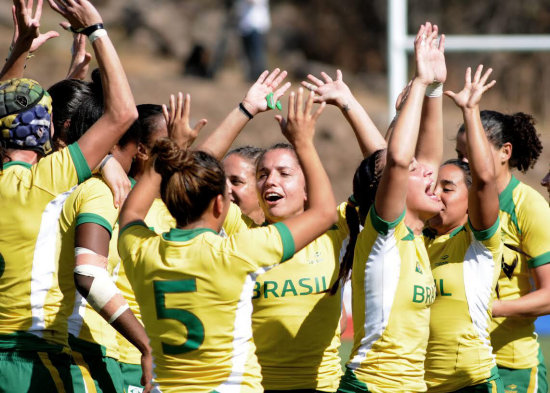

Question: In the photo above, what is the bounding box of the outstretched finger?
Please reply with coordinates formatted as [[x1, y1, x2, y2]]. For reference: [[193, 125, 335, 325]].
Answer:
[[169, 94, 176, 122], [307, 74, 324, 87], [304, 90, 314, 116], [48, 0, 67, 16], [175, 92, 184, 120], [287, 91, 296, 120], [321, 72, 333, 83], [482, 80, 496, 93], [311, 101, 326, 121], [34, 0, 43, 21], [264, 68, 281, 86], [443, 90, 457, 100], [271, 70, 287, 89], [161, 104, 170, 125], [296, 88, 304, 117], [479, 67, 493, 86], [182, 93, 190, 121], [472, 65, 483, 84], [273, 81, 291, 102], [255, 70, 269, 85], [438, 34, 445, 52], [274, 114, 286, 132], [336, 69, 343, 81], [415, 24, 426, 43], [464, 67, 472, 85], [193, 119, 208, 134]]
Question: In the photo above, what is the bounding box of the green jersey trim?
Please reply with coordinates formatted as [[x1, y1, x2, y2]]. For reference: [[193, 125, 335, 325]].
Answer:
[[2, 160, 32, 169], [273, 222, 296, 263], [340, 367, 370, 392], [76, 212, 113, 236], [498, 175, 520, 235], [68, 142, 92, 184], [528, 251, 550, 269], [129, 177, 136, 188], [449, 225, 466, 238], [162, 227, 217, 242], [119, 220, 147, 238], [370, 205, 405, 235], [0, 332, 66, 352], [471, 216, 500, 241]]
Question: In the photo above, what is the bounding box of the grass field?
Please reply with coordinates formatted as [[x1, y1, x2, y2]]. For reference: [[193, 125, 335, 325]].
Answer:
[[339, 335, 550, 370]]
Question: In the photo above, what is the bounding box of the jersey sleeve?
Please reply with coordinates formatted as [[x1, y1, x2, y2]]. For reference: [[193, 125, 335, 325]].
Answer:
[[118, 221, 158, 265], [518, 191, 550, 268], [31, 142, 92, 195], [223, 222, 295, 271], [468, 216, 502, 257], [75, 178, 119, 237], [222, 202, 256, 236], [368, 205, 406, 236]]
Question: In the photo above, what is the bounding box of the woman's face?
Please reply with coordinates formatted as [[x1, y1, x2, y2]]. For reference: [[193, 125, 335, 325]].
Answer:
[[224, 153, 264, 223], [541, 168, 550, 201], [256, 148, 306, 223], [405, 158, 444, 221], [427, 164, 469, 234]]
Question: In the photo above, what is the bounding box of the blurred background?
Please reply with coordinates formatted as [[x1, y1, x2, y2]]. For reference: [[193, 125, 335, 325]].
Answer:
[[1, 0, 549, 369]]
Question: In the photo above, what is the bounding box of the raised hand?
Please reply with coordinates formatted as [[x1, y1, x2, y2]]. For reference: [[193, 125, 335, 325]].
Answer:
[[65, 31, 92, 80], [11, 0, 59, 52], [48, 0, 102, 31], [276, 88, 326, 147], [162, 92, 208, 150], [241, 68, 291, 116], [426, 24, 446, 84], [445, 65, 496, 109], [301, 69, 353, 110], [414, 22, 439, 86]]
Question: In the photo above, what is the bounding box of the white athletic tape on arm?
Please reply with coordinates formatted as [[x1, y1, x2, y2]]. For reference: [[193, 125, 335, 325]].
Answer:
[[74, 263, 118, 311], [108, 304, 129, 324]]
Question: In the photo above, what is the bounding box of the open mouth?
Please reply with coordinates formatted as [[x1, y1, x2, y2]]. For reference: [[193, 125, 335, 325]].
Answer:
[[425, 182, 440, 202], [264, 192, 283, 203]]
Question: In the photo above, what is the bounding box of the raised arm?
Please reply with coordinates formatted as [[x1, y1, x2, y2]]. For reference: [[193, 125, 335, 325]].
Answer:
[[374, 24, 436, 222], [1, 0, 59, 81], [196, 68, 290, 160], [162, 92, 207, 150], [276, 88, 337, 251], [445, 65, 498, 230], [49, 0, 138, 170], [301, 70, 386, 157], [415, 23, 446, 175]]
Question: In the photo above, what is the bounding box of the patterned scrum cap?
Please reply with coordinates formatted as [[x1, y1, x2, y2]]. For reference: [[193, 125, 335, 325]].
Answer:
[[0, 78, 53, 155]]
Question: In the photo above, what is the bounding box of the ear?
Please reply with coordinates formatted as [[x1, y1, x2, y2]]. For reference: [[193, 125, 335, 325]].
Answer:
[[212, 194, 225, 219], [501, 142, 512, 163], [135, 142, 149, 161]]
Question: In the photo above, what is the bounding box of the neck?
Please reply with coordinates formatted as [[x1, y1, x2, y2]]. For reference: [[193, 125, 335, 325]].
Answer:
[[3, 149, 39, 165], [404, 210, 425, 235], [496, 167, 512, 194]]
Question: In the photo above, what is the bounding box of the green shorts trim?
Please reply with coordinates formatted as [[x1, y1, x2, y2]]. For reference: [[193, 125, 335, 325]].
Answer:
[[0, 350, 74, 393], [119, 362, 144, 393], [498, 348, 548, 393], [337, 368, 369, 393]]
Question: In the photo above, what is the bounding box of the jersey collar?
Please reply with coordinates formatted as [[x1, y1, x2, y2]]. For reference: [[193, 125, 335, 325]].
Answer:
[[162, 227, 217, 242], [2, 161, 32, 169]]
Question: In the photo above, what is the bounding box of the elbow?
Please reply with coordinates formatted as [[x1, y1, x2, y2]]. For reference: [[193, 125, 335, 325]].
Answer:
[[386, 151, 411, 170], [106, 103, 138, 132], [74, 273, 93, 298]]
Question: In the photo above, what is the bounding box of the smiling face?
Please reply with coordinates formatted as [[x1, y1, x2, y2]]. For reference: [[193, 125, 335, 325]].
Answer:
[[256, 148, 307, 223], [405, 158, 444, 222], [427, 164, 469, 234], [223, 153, 264, 224]]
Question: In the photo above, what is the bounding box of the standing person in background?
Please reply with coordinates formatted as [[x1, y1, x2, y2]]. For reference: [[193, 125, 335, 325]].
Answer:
[[224, 145, 266, 225], [236, 0, 270, 81], [455, 110, 550, 393]]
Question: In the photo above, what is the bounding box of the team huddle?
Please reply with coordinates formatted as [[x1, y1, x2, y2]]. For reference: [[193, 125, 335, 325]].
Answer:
[[1, 1, 549, 393]]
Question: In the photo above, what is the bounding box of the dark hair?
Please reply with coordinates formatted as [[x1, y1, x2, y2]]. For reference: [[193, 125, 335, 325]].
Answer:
[[256, 142, 296, 172], [226, 145, 265, 163], [329, 149, 386, 295], [152, 138, 226, 227], [136, 104, 165, 148], [442, 159, 472, 188], [458, 110, 542, 173], [47, 79, 93, 150]]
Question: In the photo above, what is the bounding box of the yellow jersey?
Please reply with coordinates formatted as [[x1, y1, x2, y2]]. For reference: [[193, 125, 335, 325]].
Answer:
[[424, 219, 502, 392], [0, 143, 91, 350], [491, 176, 550, 369], [252, 203, 349, 391], [115, 201, 246, 365], [118, 219, 295, 392], [346, 207, 436, 393], [57, 176, 120, 357]]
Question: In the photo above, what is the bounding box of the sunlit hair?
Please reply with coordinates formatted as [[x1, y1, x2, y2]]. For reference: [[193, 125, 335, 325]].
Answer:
[[458, 110, 542, 173], [152, 139, 226, 227], [226, 145, 265, 164], [256, 142, 297, 172], [329, 148, 386, 295]]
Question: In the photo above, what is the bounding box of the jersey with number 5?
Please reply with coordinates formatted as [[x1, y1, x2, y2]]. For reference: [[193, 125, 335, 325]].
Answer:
[[118, 220, 295, 393]]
